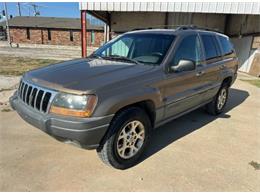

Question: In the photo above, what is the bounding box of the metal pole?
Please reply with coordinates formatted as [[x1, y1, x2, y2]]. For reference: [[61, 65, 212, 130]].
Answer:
[[81, 10, 87, 58], [17, 2, 21, 16], [4, 2, 11, 46]]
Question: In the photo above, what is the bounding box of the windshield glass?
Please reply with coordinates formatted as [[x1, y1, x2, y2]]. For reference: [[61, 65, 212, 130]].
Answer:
[[94, 33, 175, 65]]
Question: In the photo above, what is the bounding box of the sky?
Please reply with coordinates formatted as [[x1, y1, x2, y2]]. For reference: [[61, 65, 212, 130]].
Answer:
[[0, 2, 103, 25]]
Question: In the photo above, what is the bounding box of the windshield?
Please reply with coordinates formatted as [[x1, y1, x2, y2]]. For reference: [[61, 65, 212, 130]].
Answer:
[[93, 33, 175, 65]]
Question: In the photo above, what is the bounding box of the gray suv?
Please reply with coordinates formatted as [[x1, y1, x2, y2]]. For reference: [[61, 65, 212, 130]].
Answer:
[[10, 26, 238, 169]]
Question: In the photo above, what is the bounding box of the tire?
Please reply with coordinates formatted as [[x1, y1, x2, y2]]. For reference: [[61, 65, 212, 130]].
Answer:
[[206, 84, 229, 115], [97, 107, 151, 169]]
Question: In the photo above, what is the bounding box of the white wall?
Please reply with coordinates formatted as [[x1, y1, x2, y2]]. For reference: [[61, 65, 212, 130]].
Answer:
[[231, 36, 256, 73]]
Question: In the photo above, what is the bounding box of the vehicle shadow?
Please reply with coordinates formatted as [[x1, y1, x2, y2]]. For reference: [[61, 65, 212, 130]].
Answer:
[[138, 88, 249, 164]]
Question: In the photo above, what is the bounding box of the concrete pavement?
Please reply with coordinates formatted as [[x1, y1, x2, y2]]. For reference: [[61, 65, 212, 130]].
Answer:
[[0, 78, 259, 191]]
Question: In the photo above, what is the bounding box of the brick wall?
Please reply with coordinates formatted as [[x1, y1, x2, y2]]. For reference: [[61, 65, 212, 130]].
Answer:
[[9, 27, 104, 47]]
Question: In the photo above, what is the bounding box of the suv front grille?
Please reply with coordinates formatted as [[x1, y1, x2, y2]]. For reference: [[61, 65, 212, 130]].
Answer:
[[18, 80, 55, 113]]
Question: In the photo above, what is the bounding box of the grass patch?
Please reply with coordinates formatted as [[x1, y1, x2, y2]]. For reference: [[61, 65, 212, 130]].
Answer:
[[249, 161, 260, 170], [0, 55, 60, 76], [0, 87, 15, 93], [1, 108, 12, 112], [240, 79, 260, 88]]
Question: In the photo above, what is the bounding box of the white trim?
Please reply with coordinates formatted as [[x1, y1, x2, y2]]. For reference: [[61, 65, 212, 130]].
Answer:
[[80, 2, 260, 15]]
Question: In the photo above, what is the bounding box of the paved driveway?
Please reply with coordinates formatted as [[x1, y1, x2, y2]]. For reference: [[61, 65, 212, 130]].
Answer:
[[0, 78, 259, 191]]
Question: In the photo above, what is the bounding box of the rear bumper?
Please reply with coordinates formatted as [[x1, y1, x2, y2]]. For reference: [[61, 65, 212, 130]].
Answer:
[[10, 92, 114, 149]]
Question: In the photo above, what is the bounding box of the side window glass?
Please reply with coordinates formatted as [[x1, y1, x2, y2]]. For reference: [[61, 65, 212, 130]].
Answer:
[[171, 35, 201, 66], [218, 36, 233, 55], [201, 35, 219, 60], [101, 37, 133, 57]]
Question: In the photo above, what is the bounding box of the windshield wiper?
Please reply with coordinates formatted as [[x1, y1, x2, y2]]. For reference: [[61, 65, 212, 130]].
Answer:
[[104, 55, 141, 65], [90, 53, 103, 59]]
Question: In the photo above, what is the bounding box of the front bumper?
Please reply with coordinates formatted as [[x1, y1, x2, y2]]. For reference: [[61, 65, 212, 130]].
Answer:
[[10, 93, 114, 149]]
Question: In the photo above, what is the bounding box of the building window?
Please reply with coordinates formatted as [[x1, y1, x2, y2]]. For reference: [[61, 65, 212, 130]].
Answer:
[[91, 30, 95, 44], [47, 29, 51, 40], [26, 28, 30, 39], [70, 30, 73, 42]]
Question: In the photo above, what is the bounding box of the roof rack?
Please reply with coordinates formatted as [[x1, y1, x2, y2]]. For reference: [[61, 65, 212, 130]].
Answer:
[[131, 25, 222, 33], [176, 25, 222, 33], [132, 25, 183, 31]]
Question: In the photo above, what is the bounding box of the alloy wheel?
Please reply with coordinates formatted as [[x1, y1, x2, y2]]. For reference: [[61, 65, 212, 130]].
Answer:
[[116, 120, 145, 159], [217, 88, 227, 110]]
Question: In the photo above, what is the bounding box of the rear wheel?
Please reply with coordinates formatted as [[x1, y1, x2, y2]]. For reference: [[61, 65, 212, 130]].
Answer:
[[206, 84, 229, 115], [97, 107, 151, 169]]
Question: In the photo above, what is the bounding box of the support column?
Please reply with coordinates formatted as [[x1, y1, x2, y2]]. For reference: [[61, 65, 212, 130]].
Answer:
[[81, 10, 87, 58]]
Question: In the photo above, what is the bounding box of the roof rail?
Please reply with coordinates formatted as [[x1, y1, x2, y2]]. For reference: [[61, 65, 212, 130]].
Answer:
[[176, 25, 222, 33], [131, 25, 222, 33], [131, 25, 183, 31]]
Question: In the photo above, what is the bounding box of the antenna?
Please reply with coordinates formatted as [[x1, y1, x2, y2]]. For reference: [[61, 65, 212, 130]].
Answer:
[[21, 3, 46, 16]]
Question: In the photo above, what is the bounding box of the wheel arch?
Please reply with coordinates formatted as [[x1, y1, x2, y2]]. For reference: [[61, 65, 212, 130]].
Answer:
[[222, 76, 233, 87], [112, 100, 156, 128]]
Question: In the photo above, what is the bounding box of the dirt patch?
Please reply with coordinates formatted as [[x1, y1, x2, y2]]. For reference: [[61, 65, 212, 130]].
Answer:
[[249, 161, 260, 170], [1, 108, 12, 112], [0, 75, 21, 111]]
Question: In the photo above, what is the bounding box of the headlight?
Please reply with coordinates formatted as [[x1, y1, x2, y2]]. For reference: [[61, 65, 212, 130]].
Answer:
[[50, 93, 97, 117]]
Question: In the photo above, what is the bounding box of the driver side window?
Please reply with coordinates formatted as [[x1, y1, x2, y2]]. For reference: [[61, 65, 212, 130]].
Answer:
[[171, 35, 202, 66]]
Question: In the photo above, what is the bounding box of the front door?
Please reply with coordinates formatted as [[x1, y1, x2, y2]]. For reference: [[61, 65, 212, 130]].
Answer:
[[163, 33, 205, 119]]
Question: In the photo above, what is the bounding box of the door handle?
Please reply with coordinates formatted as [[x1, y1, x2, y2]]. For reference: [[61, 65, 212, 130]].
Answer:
[[219, 64, 226, 70], [196, 71, 205, 77]]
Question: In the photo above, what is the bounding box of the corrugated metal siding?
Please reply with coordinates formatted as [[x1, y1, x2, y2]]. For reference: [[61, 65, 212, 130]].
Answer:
[[80, 2, 260, 15]]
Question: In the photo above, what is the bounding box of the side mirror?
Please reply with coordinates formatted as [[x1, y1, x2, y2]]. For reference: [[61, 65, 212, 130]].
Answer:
[[170, 59, 195, 73]]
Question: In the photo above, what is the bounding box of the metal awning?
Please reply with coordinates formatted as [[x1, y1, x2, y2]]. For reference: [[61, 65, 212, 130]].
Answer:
[[80, 2, 260, 15]]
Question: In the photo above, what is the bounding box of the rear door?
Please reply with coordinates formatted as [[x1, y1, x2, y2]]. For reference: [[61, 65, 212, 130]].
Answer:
[[216, 34, 238, 77], [198, 33, 223, 102]]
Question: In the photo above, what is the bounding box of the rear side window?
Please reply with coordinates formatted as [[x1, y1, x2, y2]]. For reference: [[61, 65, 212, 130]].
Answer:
[[201, 34, 219, 60], [218, 35, 234, 55]]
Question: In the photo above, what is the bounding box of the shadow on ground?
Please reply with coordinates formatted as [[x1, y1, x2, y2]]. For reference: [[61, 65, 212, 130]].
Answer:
[[139, 88, 249, 164]]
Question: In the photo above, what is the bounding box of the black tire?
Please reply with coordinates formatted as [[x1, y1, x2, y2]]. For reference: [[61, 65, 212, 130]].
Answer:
[[206, 84, 229, 115], [97, 107, 151, 170]]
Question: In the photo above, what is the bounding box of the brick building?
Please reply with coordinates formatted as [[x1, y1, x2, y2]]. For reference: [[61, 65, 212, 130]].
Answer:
[[0, 16, 104, 47]]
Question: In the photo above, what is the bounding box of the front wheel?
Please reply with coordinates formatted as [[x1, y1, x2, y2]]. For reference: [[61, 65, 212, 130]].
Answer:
[[97, 107, 151, 169], [206, 85, 229, 115]]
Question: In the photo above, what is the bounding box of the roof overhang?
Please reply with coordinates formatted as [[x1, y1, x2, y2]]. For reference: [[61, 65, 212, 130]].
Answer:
[[79, 2, 260, 15]]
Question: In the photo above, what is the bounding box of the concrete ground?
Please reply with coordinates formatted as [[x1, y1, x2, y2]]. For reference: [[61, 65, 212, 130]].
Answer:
[[0, 75, 259, 191]]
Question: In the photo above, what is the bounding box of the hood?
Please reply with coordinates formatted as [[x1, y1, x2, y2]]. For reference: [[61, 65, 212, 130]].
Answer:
[[24, 58, 155, 94]]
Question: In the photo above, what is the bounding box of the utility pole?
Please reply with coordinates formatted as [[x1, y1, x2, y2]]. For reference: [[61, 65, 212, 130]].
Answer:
[[17, 2, 21, 16], [81, 10, 87, 57], [4, 2, 11, 46]]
